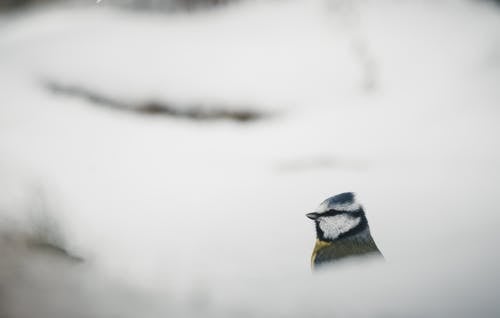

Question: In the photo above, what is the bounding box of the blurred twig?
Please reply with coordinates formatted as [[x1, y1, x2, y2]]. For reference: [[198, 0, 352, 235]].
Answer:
[[45, 81, 265, 123]]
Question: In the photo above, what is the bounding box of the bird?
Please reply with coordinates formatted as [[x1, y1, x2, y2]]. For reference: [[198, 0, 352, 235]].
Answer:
[[306, 192, 383, 269]]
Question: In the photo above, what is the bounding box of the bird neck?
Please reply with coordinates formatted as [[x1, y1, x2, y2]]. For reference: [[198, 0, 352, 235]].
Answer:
[[311, 228, 382, 268]]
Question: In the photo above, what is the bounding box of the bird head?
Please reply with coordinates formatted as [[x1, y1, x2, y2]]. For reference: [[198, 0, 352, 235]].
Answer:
[[306, 192, 369, 242]]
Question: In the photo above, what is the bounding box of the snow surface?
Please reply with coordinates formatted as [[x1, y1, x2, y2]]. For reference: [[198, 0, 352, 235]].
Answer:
[[0, 0, 500, 317]]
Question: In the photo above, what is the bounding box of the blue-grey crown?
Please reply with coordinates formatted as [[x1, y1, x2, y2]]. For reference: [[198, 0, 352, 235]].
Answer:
[[316, 192, 361, 213]]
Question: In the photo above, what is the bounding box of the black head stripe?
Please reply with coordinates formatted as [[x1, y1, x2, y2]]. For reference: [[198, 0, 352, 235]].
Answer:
[[319, 208, 364, 218]]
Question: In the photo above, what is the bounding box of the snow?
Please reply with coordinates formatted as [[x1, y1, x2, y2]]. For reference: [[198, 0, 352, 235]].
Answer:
[[0, 0, 499, 317]]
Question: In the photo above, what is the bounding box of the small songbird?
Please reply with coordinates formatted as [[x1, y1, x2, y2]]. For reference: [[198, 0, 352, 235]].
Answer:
[[306, 192, 383, 269]]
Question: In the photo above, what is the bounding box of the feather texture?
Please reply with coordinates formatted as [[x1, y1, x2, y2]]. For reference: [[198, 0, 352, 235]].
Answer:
[[311, 230, 383, 268]]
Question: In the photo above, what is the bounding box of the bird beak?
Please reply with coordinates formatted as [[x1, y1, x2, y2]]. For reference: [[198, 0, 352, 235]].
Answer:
[[306, 212, 319, 220]]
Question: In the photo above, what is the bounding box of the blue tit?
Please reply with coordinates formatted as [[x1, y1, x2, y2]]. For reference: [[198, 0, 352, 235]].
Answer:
[[306, 192, 383, 269]]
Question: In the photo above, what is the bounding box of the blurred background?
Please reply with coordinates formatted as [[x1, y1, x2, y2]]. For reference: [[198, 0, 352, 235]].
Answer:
[[0, 0, 499, 317]]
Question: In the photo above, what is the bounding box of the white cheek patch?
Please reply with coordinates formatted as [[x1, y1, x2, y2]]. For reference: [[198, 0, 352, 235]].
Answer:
[[319, 214, 361, 240]]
